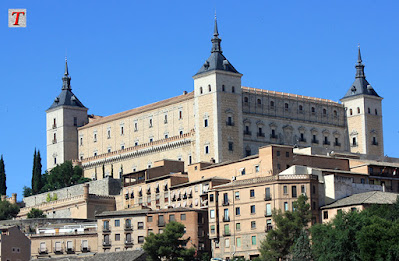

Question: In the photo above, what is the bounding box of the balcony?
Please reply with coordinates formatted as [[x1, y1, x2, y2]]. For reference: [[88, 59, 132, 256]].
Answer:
[[102, 225, 111, 233], [54, 247, 64, 254], [265, 225, 273, 232], [223, 230, 231, 236], [223, 216, 230, 222], [81, 246, 90, 253], [66, 247, 74, 254], [103, 240, 111, 248], [38, 248, 48, 255], [124, 224, 133, 231], [226, 121, 235, 126], [334, 142, 341, 147], [323, 141, 331, 145], [125, 240, 133, 246], [257, 132, 265, 137], [265, 211, 272, 217], [372, 141, 379, 146], [244, 131, 252, 136], [311, 139, 319, 144], [270, 134, 278, 139], [264, 195, 272, 201], [299, 138, 307, 143], [222, 201, 229, 206]]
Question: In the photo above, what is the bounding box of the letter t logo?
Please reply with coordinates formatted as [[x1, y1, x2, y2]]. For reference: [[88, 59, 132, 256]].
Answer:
[[8, 9, 27, 27]]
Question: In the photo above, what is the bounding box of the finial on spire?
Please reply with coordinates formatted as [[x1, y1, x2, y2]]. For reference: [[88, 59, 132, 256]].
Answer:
[[64, 57, 69, 76], [355, 45, 365, 79], [357, 44, 362, 63], [214, 12, 219, 37]]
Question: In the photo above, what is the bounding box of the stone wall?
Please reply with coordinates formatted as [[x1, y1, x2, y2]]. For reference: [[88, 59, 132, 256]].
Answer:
[[23, 178, 121, 207]]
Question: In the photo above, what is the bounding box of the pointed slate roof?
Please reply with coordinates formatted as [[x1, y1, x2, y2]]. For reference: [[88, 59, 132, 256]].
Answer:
[[342, 47, 380, 100], [47, 59, 86, 111], [194, 16, 239, 76]]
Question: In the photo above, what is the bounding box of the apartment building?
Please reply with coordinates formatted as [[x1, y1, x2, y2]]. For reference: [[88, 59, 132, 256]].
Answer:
[[0, 226, 31, 261]]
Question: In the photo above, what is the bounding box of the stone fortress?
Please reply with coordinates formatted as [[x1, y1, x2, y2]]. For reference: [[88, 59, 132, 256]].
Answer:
[[8, 17, 395, 261]]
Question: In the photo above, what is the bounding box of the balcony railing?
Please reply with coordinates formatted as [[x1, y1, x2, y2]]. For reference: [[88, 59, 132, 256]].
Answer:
[[223, 216, 230, 222], [372, 141, 379, 145], [38, 248, 48, 255], [323, 141, 331, 145], [81, 246, 90, 252], [124, 224, 133, 231], [270, 134, 278, 139], [311, 139, 319, 144], [244, 131, 252, 136], [299, 138, 307, 142], [103, 240, 111, 247], [264, 195, 272, 201], [54, 247, 63, 253], [265, 211, 272, 217], [66, 247, 74, 253], [334, 142, 341, 147], [265, 225, 273, 232], [125, 239, 133, 246], [257, 132, 265, 137]]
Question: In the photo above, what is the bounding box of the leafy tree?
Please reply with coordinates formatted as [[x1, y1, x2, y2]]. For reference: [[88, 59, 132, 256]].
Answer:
[[0, 155, 6, 195], [0, 200, 19, 220], [32, 149, 43, 194], [258, 194, 311, 260], [292, 230, 313, 261], [143, 221, 196, 261], [23, 186, 32, 197], [27, 208, 46, 218]]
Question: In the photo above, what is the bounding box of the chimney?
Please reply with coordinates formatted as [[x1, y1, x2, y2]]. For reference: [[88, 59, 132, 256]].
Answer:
[[83, 184, 90, 200]]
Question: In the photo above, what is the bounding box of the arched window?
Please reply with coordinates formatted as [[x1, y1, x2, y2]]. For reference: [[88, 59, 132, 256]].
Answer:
[[323, 109, 327, 115], [350, 109, 353, 115], [352, 137, 357, 146], [285, 103, 289, 109], [208, 84, 211, 92], [270, 101, 275, 107], [334, 110, 337, 117], [244, 97, 249, 103], [311, 107, 315, 113], [299, 105, 303, 111], [257, 99, 262, 105], [232, 86, 235, 93], [200, 87, 203, 94]]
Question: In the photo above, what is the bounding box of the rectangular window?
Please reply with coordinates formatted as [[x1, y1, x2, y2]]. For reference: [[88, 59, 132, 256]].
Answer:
[[138, 222, 144, 229], [265, 187, 271, 200], [204, 119, 208, 127], [235, 207, 240, 216], [323, 211, 328, 219], [205, 145, 209, 154], [115, 234, 120, 241], [292, 186, 297, 198], [286, 151, 289, 157], [73, 117, 77, 126], [211, 225, 215, 234], [236, 237, 241, 247], [225, 238, 230, 248], [284, 202, 288, 211], [210, 209, 215, 219], [250, 205, 256, 214], [266, 219, 272, 231], [255, 165, 260, 172], [301, 185, 305, 195], [181, 214, 186, 220], [250, 189, 255, 198], [121, 126, 124, 135], [228, 142, 233, 151], [236, 223, 241, 230], [115, 220, 120, 227], [266, 203, 272, 216], [209, 194, 214, 202], [138, 236, 144, 243], [147, 216, 153, 222], [252, 236, 257, 245], [169, 214, 175, 222], [251, 221, 256, 229], [179, 110, 183, 119], [223, 193, 229, 205], [235, 191, 240, 200]]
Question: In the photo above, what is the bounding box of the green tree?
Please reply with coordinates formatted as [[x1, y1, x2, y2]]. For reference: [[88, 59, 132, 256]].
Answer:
[[0, 200, 19, 220], [292, 230, 313, 261], [23, 186, 32, 197], [27, 208, 46, 218], [31, 149, 43, 195], [258, 194, 311, 260], [0, 155, 7, 195], [143, 221, 195, 261]]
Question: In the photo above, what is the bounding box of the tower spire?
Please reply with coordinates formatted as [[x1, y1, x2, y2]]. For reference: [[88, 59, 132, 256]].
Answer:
[[355, 45, 365, 78], [62, 58, 71, 90], [211, 15, 222, 53]]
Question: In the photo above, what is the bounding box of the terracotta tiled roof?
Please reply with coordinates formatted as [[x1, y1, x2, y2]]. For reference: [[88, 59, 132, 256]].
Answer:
[[321, 191, 399, 209], [79, 92, 194, 129]]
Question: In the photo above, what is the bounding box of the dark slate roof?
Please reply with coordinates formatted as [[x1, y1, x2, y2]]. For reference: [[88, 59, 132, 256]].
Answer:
[[194, 16, 240, 76], [195, 51, 239, 76], [47, 89, 86, 110], [47, 59, 86, 111], [342, 48, 380, 100], [321, 191, 398, 209]]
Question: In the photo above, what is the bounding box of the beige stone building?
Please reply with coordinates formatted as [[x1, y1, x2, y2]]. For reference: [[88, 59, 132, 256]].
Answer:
[[95, 209, 149, 253], [30, 222, 98, 259], [0, 226, 31, 261], [46, 18, 384, 179]]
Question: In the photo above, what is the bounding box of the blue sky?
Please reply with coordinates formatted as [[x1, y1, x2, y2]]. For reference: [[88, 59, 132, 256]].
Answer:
[[1, 0, 399, 198]]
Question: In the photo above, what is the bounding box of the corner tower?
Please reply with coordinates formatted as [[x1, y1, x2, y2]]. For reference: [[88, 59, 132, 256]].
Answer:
[[193, 16, 243, 163], [341, 47, 384, 157], [46, 59, 88, 170]]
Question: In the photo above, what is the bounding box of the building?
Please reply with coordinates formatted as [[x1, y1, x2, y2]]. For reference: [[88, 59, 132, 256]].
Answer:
[[0, 226, 31, 261], [95, 209, 149, 253], [30, 222, 98, 259], [321, 191, 398, 223], [46, 17, 384, 179], [146, 208, 210, 253]]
